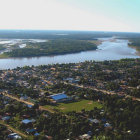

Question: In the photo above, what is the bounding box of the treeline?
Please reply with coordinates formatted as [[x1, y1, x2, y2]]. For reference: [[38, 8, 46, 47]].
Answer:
[[129, 38, 140, 46], [1, 30, 140, 40], [4, 39, 97, 57], [129, 38, 140, 51]]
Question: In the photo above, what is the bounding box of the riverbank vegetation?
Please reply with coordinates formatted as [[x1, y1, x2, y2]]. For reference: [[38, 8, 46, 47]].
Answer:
[[128, 38, 140, 53]]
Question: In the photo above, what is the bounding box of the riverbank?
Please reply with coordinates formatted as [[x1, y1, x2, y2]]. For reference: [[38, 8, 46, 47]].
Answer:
[[88, 40, 103, 45], [128, 44, 140, 56], [127, 38, 140, 56]]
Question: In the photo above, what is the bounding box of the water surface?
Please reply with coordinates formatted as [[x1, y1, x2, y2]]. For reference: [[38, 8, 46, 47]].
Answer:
[[0, 38, 139, 70]]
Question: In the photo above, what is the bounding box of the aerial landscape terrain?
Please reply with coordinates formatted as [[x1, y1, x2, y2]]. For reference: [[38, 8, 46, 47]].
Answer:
[[0, 30, 140, 140], [0, 0, 140, 140]]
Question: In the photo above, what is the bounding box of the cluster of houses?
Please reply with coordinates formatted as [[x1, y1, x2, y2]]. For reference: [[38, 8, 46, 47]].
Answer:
[[0, 68, 54, 91], [0, 65, 82, 93], [0, 59, 139, 102], [0, 93, 51, 139], [0, 90, 113, 139], [1, 61, 137, 139], [0, 94, 22, 139]]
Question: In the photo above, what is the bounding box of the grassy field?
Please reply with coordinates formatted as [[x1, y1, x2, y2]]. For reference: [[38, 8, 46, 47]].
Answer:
[[44, 100, 103, 113]]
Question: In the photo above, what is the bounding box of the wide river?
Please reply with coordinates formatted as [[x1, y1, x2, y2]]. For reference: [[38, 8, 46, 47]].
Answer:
[[0, 38, 139, 70]]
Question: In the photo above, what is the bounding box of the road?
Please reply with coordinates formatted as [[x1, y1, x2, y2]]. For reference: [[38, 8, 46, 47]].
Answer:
[[1, 92, 54, 113], [0, 120, 28, 138], [63, 82, 140, 102], [1, 81, 140, 116]]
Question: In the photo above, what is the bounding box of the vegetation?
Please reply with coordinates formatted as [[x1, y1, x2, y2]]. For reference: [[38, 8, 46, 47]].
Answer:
[[4, 39, 97, 57], [129, 38, 140, 47], [1, 30, 140, 139], [0, 47, 140, 139], [128, 38, 140, 52], [0, 30, 140, 58], [0, 124, 8, 140], [45, 100, 102, 112]]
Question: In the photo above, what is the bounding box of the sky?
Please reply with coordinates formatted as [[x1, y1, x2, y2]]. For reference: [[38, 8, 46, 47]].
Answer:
[[0, 0, 139, 32]]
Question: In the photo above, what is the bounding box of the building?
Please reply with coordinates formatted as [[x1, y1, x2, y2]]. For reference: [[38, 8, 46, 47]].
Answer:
[[50, 93, 69, 103], [79, 134, 91, 140], [8, 133, 21, 139], [22, 119, 36, 124]]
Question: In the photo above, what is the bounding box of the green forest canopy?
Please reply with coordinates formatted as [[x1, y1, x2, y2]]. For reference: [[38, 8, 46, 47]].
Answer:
[[4, 39, 97, 57]]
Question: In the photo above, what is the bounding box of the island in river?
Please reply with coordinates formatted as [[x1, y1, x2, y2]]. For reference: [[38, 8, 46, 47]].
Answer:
[[0, 39, 98, 58]]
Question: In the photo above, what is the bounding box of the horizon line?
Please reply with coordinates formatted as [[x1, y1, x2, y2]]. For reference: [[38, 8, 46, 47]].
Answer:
[[0, 29, 140, 34]]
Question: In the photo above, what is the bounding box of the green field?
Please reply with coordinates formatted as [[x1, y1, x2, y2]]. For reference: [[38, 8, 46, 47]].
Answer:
[[44, 100, 103, 113]]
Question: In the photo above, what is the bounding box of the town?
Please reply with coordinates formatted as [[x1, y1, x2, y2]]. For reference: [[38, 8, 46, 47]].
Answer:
[[0, 58, 140, 140]]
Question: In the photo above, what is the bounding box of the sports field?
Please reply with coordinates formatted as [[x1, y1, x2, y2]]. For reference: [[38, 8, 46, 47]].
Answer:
[[44, 100, 103, 113]]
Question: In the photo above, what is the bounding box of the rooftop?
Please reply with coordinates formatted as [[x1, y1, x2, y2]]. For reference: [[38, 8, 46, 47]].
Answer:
[[50, 93, 68, 101]]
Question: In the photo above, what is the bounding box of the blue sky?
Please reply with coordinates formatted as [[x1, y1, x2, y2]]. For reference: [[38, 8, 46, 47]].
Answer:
[[0, 0, 139, 32]]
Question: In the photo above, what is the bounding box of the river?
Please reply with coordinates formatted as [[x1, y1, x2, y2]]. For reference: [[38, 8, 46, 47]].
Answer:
[[0, 38, 139, 70]]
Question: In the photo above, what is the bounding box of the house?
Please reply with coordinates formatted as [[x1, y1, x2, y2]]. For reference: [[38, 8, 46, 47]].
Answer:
[[27, 104, 33, 108], [2, 116, 11, 121], [137, 85, 140, 89], [26, 128, 36, 134], [22, 119, 36, 124], [20, 96, 28, 101], [87, 131, 92, 136], [45, 135, 53, 140], [34, 132, 40, 136], [22, 114, 30, 119], [101, 118, 107, 123], [88, 118, 99, 124], [8, 133, 21, 139], [127, 130, 132, 134], [79, 134, 91, 140], [104, 122, 112, 129]]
